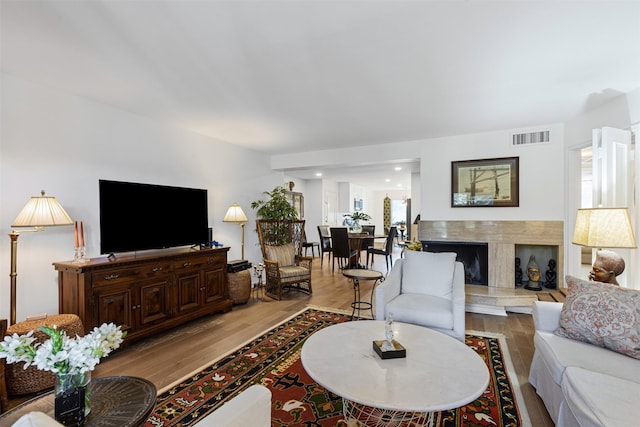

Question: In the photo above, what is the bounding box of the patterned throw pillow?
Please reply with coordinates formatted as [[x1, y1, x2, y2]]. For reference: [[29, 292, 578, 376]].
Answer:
[[554, 275, 640, 359]]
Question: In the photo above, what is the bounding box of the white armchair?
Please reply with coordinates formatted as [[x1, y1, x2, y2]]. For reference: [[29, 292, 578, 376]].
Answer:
[[375, 250, 466, 341]]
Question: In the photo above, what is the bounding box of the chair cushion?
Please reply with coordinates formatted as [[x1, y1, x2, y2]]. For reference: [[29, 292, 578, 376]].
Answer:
[[533, 330, 640, 386], [386, 293, 453, 330], [561, 367, 640, 427], [554, 275, 640, 359], [265, 243, 296, 267], [401, 251, 456, 299], [279, 265, 310, 279]]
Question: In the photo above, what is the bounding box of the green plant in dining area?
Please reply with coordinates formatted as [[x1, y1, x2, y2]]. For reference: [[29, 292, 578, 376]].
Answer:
[[344, 212, 372, 233]]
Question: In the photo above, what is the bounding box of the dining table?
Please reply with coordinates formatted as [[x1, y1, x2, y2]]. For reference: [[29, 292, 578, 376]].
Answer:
[[347, 232, 387, 268]]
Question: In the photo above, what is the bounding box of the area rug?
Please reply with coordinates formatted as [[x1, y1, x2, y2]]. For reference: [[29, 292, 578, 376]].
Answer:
[[145, 307, 531, 426]]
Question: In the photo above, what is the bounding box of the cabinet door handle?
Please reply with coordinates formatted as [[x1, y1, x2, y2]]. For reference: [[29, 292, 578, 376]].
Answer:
[[153, 267, 163, 272], [207, 257, 214, 264], [183, 262, 192, 267], [200, 287, 206, 291], [105, 274, 120, 280]]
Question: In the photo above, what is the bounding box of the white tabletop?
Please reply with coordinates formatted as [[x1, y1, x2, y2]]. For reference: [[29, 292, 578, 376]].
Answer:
[[300, 321, 489, 412]]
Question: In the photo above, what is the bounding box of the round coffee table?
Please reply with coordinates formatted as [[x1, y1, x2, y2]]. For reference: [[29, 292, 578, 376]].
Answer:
[[301, 321, 489, 426], [341, 269, 384, 320]]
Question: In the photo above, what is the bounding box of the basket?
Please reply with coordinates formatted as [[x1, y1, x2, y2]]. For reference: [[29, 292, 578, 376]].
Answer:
[[227, 270, 251, 304], [5, 314, 84, 395]]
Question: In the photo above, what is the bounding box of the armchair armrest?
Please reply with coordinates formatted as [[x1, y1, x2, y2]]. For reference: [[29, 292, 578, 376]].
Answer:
[[375, 259, 403, 320], [295, 255, 313, 269], [532, 301, 563, 332], [451, 262, 465, 340]]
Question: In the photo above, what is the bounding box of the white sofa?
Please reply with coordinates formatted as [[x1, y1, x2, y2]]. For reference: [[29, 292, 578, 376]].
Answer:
[[12, 384, 272, 427], [529, 301, 640, 426]]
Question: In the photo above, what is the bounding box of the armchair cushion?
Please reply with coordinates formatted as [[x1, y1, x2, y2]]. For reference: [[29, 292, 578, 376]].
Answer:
[[279, 265, 310, 279], [402, 251, 457, 298], [265, 243, 296, 267], [386, 293, 454, 330]]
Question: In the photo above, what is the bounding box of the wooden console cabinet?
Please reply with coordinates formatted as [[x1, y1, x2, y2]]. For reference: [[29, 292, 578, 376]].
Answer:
[[53, 247, 232, 343]]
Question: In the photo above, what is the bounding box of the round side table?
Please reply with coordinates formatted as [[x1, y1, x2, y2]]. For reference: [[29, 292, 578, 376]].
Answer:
[[341, 269, 384, 320], [0, 376, 157, 427]]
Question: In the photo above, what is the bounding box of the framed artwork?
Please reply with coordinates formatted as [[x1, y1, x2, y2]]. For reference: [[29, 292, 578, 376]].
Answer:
[[451, 157, 519, 207]]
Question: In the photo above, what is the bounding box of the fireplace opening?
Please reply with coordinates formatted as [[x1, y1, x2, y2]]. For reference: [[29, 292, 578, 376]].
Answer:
[[421, 241, 489, 285]]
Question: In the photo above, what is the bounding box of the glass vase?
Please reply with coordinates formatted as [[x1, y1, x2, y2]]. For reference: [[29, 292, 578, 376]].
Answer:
[[54, 371, 91, 426], [351, 220, 363, 233]]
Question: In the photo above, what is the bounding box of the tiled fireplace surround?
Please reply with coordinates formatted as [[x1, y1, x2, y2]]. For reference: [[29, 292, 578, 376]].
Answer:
[[418, 220, 564, 290]]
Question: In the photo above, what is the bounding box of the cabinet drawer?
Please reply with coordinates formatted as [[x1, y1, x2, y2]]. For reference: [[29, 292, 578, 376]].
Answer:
[[174, 254, 225, 272], [92, 268, 140, 286], [92, 262, 172, 286]]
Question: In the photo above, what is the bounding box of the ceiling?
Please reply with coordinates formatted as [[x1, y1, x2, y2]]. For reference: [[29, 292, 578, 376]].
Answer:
[[2, 1, 639, 190]]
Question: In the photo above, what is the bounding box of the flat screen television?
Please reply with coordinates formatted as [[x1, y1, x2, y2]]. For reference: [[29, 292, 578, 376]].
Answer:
[[99, 179, 209, 255]]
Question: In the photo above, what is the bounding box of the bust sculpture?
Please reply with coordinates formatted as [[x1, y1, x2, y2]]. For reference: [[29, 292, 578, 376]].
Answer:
[[589, 250, 625, 285], [525, 255, 542, 291]]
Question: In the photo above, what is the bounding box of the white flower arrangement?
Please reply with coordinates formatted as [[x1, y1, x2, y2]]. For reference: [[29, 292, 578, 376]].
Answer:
[[0, 322, 126, 376]]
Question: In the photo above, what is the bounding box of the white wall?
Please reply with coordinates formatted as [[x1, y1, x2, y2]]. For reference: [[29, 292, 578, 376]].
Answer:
[[420, 124, 565, 221], [564, 90, 640, 288], [0, 73, 281, 321]]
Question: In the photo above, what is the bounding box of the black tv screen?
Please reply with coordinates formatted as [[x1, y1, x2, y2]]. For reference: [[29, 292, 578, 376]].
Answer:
[[99, 180, 209, 254]]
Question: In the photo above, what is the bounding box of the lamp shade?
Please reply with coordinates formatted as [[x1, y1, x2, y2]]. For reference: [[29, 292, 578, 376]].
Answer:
[[572, 208, 637, 248], [223, 203, 248, 223], [12, 190, 73, 228]]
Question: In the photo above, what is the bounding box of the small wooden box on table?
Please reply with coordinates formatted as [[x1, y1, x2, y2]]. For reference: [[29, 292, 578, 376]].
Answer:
[[53, 247, 232, 344]]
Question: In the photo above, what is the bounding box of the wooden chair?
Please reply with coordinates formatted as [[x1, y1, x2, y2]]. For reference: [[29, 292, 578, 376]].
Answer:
[[329, 227, 357, 271], [367, 226, 397, 271], [317, 225, 333, 266], [361, 225, 375, 254], [302, 234, 320, 257], [256, 220, 312, 300]]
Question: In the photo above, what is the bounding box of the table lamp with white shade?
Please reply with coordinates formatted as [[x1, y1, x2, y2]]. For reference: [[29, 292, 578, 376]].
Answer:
[[572, 207, 636, 283], [9, 190, 73, 324]]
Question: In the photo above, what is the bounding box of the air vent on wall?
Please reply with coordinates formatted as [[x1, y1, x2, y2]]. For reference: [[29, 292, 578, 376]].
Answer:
[[511, 130, 550, 146]]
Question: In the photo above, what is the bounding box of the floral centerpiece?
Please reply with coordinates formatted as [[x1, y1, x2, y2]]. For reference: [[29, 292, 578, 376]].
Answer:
[[344, 212, 372, 233], [0, 323, 126, 424]]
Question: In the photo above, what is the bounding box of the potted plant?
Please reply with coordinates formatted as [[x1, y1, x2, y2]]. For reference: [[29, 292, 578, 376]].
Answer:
[[344, 212, 372, 233], [251, 186, 298, 220], [395, 220, 407, 230], [251, 186, 299, 245]]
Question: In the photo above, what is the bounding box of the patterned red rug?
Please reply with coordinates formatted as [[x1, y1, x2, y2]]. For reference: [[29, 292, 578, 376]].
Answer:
[[145, 308, 530, 426]]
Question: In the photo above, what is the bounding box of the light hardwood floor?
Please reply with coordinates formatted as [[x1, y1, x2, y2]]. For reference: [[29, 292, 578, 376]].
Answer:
[[10, 247, 555, 426]]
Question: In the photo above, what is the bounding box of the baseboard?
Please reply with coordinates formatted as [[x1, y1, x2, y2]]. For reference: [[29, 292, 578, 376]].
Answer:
[[465, 303, 507, 317]]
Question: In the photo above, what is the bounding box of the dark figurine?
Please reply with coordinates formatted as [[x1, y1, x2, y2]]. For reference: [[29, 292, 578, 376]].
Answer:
[[515, 257, 523, 286], [544, 258, 557, 289]]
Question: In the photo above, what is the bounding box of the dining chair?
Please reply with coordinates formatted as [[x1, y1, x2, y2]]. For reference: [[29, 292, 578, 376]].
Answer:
[[367, 226, 397, 271], [302, 232, 320, 257], [329, 227, 357, 271], [361, 225, 375, 255], [317, 225, 333, 266]]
